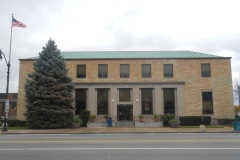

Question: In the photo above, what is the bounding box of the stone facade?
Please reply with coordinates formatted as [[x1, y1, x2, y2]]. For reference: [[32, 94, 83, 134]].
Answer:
[[17, 57, 234, 121]]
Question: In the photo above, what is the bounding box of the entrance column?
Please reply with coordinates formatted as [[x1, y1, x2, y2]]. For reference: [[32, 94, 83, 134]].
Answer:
[[88, 87, 96, 115], [155, 86, 162, 115], [110, 86, 117, 121], [132, 86, 139, 121]]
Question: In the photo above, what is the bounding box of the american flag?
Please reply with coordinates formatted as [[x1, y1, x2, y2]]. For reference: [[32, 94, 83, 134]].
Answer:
[[12, 17, 27, 28]]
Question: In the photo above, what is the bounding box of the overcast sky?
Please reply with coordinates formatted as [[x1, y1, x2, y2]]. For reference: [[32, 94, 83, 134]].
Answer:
[[0, 0, 240, 104]]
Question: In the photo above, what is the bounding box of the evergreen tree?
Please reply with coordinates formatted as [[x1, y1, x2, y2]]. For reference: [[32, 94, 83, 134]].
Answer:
[[24, 39, 74, 129]]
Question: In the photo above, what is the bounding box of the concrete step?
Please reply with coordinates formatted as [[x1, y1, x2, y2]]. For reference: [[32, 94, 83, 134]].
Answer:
[[115, 121, 135, 127]]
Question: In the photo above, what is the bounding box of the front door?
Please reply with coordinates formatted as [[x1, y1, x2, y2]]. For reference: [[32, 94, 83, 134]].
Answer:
[[117, 105, 133, 121]]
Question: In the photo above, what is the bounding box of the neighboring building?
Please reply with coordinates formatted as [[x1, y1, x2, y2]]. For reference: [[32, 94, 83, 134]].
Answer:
[[0, 93, 18, 119], [17, 51, 234, 125]]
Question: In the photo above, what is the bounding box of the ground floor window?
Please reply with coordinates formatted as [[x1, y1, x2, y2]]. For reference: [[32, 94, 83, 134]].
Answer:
[[163, 88, 175, 114], [0, 102, 5, 116], [202, 91, 213, 114], [141, 88, 153, 114], [119, 88, 131, 102], [97, 89, 109, 115], [11, 102, 17, 109], [75, 89, 87, 115]]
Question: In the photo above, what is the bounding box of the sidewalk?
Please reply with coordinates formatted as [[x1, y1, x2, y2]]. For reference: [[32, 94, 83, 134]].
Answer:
[[2, 126, 237, 134]]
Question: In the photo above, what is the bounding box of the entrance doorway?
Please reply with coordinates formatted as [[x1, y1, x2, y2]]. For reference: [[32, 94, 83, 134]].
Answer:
[[117, 105, 133, 121]]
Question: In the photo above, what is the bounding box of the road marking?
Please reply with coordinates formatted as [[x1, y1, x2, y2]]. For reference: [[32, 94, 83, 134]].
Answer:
[[1, 139, 240, 143], [42, 137, 86, 139], [33, 134, 70, 136], [0, 148, 240, 151], [214, 136, 240, 138]]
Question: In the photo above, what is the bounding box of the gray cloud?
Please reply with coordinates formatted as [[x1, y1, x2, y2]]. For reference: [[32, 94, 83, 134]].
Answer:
[[1, 0, 240, 102]]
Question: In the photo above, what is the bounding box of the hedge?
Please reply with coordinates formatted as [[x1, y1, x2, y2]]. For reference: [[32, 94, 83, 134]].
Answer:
[[179, 116, 211, 126], [7, 119, 26, 127]]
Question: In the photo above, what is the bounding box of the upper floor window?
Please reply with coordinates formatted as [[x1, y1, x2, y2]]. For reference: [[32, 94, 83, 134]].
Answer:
[[77, 65, 86, 78], [120, 64, 129, 78], [98, 64, 108, 78], [142, 64, 151, 78], [164, 64, 173, 77], [201, 64, 211, 77]]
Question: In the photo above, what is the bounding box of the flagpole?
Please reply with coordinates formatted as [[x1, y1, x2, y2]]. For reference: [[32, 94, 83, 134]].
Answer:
[[2, 14, 13, 132], [9, 14, 13, 63], [2, 14, 26, 132]]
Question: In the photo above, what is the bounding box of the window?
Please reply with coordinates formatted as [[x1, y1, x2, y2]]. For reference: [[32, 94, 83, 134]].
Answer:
[[142, 64, 151, 78], [97, 89, 108, 115], [141, 88, 153, 114], [202, 92, 213, 114], [98, 64, 108, 78], [0, 94, 6, 99], [75, 89, 87, 115], [164, 64, 173, 77], [201, 64, 211, 77], [13, 93, 18, 99], [120, 64, 129, 78], [119, 88, 131, 102], [11, 102, 17, 109], [163, 88, 175, 114], [77, 65, 86, 78], [0, 102, 5, 114]]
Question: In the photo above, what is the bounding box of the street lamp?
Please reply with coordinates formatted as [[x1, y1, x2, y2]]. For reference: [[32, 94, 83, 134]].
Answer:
[[0, 49, 10, 132], [136, 99, 139, 116], [111, 99, 114, 119]]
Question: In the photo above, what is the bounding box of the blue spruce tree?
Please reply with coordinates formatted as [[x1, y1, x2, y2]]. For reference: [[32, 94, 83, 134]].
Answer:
[[25, 39, 74, 129]]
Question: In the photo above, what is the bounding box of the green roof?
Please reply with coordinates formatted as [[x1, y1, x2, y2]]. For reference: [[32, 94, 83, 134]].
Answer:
[[26, 51, 229, 60]]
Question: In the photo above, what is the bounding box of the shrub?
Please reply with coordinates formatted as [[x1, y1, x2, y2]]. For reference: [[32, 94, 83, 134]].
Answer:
[[234, 106, 240, 113], [169, 119, 178, 123], [104, 114, 111, 118], [161, 114, 175, 126], [139, 115, 144, 118], [217, 118, 234, 125], [154, 114, 160, 118], [90, 115, 96, 119], [179, 116, 211, 126], [169, 119, 179, 128], [72, 117, 81, 123], [79, 110, 90, 127], [7, 119, 26, 127]]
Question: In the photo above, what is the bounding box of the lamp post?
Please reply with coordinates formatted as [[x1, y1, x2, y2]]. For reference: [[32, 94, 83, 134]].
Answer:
[[0, 49, 10, 132]]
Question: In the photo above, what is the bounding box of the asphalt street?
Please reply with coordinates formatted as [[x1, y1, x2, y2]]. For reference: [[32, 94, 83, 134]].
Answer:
[[0, 133, 239, 160]]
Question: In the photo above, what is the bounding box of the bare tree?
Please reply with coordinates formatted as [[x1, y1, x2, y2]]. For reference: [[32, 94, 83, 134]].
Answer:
[[233, 79, 240, 106]]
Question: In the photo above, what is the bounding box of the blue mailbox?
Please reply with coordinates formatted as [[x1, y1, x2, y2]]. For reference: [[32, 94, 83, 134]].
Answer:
[[234, 114, 240, 131], [107, 117, 112, 127]]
